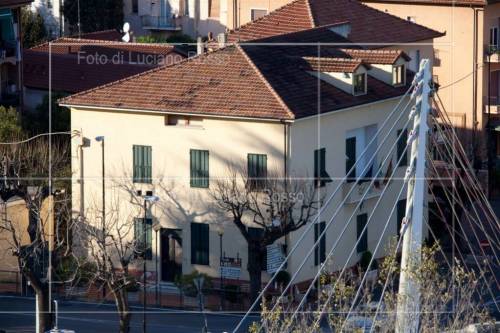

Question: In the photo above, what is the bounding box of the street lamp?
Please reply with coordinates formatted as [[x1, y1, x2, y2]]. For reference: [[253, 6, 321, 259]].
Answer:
[[152, 221, 161, 306], [218, 229, 224, 311], [95, 136, 106, 299], [142, 195, 159, 333]]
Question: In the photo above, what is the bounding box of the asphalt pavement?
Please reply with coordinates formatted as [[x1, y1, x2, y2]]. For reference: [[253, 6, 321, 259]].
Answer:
[[0, 295, 256, 333]]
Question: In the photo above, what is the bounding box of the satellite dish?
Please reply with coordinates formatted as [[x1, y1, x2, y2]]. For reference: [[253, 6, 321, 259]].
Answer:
[[122, 22, 131, 42], [123, 22, 130, 33]]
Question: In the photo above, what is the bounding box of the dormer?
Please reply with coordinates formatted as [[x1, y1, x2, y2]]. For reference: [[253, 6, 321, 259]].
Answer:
[[303, 57, 369, 96], [340, 49, 411, 87]]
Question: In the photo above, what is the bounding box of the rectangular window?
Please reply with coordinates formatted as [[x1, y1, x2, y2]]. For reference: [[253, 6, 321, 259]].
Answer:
[[134, 218, 152, 260], [356, 214, 368, 253], [353, 73, 366, 95], [190, 150, 209, 188], [191, 223, 209, 265], [133, 145, 152, 183], [251, 9, 267, 21], [397, 129, 408, 166], [314, 222, 326, 266], [132, 0, 138, 13], [490, 27, 499, 50], [346, 137, 357, 182], [247, 154, 267, 190], [393, 64, 405, 86], [314, 148, 332, 188], [396, 199, 407, 237]]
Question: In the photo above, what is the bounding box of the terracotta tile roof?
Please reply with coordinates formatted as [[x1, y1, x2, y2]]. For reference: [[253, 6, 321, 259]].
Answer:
[[363, 0, 485, 6], [0, 0, 32, 8], [241, 44, 412, 119], [227, 0, 443, 45], [59, 46, 294, 120], [340, 48, 410, 64], [302, 57, 367, 72], [24, 38, 186, 93], [60, 42, 413, 120]]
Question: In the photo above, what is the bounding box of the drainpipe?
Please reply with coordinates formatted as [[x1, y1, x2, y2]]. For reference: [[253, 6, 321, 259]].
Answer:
[[472, 6, 478, 159]]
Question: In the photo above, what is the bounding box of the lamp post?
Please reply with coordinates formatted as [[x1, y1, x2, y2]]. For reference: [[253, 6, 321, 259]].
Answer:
[[142, 195, 159, 333], [218, 229, 224, 311], [95, 136, 105, 298], [152, 221, 161, 306]]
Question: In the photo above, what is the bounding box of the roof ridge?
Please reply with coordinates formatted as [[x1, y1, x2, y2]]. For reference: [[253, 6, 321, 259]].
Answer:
[[51, 37, 175, 49], [228, 0, 314, 40], [251, 21, 351, 43], [305, 0, 317, 27], [236, 44, 295, 120]]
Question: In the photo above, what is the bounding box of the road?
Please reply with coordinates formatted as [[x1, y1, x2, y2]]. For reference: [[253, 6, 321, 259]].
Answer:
[[0, 296, 256, 333]]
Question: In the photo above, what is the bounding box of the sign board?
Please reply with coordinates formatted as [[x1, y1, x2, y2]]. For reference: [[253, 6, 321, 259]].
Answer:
[[220, 257, 242, 279], [267, 243, 285, 274]]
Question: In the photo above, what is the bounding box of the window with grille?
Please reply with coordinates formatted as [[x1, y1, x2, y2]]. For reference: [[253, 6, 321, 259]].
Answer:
[[353, 73, 366, 95], [191, 223, 209, 265], [251, 9, 267, 21], [247, 154, 267, 190], [190, 150, 209, 188], [393, 64, 405, 86], [133, 145, 152, 183]]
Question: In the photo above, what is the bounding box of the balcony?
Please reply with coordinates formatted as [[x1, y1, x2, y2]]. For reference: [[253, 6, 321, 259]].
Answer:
[[486, 45, 500, 63], [141, 15, 181, 31], [342, 179, 385, 205], [485, 97, 500, 115]]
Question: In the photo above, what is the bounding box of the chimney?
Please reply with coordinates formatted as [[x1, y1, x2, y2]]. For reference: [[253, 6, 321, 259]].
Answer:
[[217, 33, 227, 48], [197, 37, 203, 55], [329, 22, 351, 39]]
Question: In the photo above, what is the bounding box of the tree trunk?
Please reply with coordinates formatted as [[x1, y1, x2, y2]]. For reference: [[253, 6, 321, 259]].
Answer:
[[35, 284, 52, 333], [247, 241, 263, 306], [113, 286, 131, 333]]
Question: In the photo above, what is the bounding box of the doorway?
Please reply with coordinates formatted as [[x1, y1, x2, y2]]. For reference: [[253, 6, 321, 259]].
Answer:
[[160, 228, 182, 282]]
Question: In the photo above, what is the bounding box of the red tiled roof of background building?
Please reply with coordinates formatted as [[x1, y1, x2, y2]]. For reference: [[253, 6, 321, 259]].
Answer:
[[78, 29, 123, 41], [0, 0, 32, 8], [24, 38, 186, 93], [362, 0, 485, 6], [227, 0, 444, 45]]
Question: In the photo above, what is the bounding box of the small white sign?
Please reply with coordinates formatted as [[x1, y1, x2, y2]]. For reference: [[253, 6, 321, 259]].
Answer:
[[220, 257, 242, 279], [267, 243, 285, 274]]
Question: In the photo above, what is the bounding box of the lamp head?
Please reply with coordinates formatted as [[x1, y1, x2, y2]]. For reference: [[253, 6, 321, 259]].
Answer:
[[95, 136, 105, 142]]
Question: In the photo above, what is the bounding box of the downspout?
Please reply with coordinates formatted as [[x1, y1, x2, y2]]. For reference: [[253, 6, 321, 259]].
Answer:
[[16, 7, 24, 113], [487, 54, 492, 198], [281, 119, 290, 266], [472, 6, 478, 158]]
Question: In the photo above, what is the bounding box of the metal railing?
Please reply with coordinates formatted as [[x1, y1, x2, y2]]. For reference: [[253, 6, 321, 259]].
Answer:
[[141, 15, 179, 30]]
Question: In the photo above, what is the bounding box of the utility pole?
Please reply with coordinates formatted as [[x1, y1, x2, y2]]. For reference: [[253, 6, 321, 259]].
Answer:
[[396, 59, 432, 333]]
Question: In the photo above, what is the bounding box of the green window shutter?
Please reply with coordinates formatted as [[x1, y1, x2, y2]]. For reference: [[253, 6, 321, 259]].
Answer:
[[190, 150, 209, 188], [314, 148, 332, 188], [248, 154, 267, 190], [314, 222, 326, 266], [357, 214, 368, 253], [201, 223, 209, 265], [133, 145, 152, 183], [397, 129, 408, 166], [191, 223, 198, 264], [134, 218, 152, 260], [396, 199, 407, 237], [346, 137, 357, 183]]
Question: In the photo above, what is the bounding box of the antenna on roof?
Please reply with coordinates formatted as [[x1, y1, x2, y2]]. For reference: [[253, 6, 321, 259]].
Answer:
[[122, 22, 131, 43]]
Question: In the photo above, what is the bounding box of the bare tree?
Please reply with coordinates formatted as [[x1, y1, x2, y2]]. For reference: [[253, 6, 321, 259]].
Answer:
[[0, 137, 71, 333], [251, 243, 494, 332], [72, 188, 157, 333], [210, 166, 320, 302]]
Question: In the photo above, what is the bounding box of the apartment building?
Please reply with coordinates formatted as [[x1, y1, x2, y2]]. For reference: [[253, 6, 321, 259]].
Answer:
[[0, 0, 32, 109], [31, 0, 64, 38], [60, 0, 438, 286]]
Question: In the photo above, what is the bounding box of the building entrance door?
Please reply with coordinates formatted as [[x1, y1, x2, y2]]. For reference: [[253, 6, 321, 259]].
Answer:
[[160, 228, 182, 282]]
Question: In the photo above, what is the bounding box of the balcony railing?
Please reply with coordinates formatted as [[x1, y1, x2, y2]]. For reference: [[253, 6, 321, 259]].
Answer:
[[486, 45, 500, 62], [141, 15, 181, 31], [342, 179, 385, 205], [485, 96, 500, 114]]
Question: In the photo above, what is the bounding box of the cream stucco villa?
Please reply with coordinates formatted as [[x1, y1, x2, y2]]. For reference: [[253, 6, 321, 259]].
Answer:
[[60, 0, 439, 287]]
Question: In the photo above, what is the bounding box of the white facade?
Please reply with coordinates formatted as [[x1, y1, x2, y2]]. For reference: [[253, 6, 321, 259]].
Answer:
[[31, 0, 64, 38]]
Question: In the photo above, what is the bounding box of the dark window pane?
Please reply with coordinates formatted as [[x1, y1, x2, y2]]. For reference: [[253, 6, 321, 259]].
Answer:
[[191, 223, 209, 265], [397, 199, 407, 237], [346, 137, 356, 182], [356, 214, 368, 253], [314, 222, 326, 266], [397, 129, 408, 166]]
